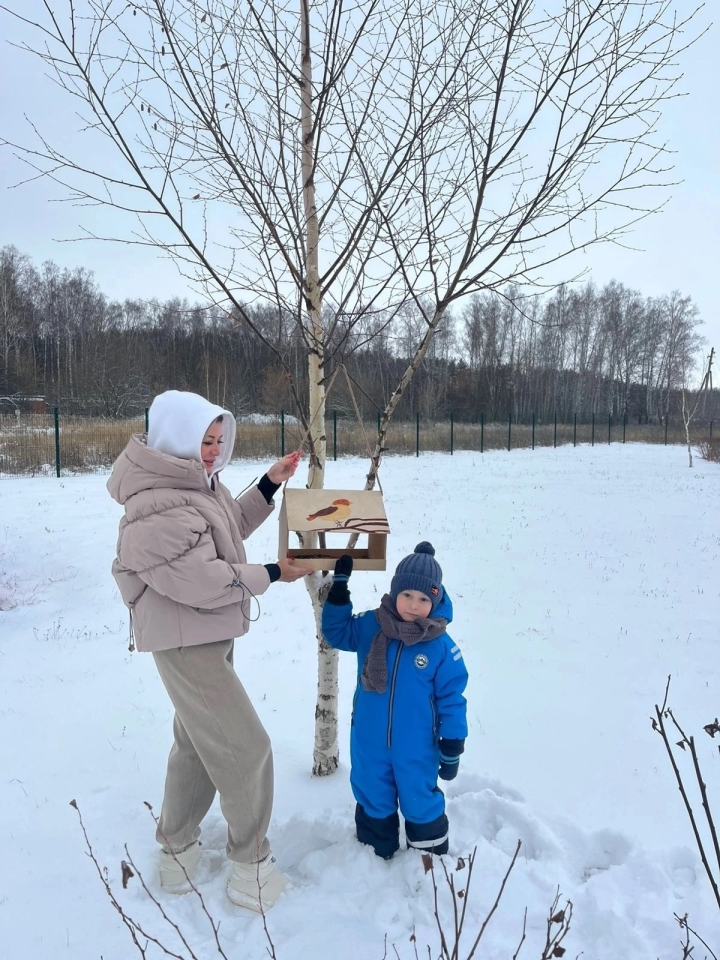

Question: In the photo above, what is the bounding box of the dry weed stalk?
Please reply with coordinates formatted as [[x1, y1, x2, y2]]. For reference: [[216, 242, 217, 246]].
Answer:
[[539, 891, 573, 959], [653, 677, 720, 958], [145, 801, 280, 959], [141, 801, 233, 960], [674, 912, 719, 960], [70, 799, 278, 960], [652, 677, 720, 909], [404, 842, 573, 960]]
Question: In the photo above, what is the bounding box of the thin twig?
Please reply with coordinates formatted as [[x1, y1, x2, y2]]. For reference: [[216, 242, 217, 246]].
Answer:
[[511, 907, 527, 959], [675, 912, 693, 960], [426, 856, 452, 960], [652, 679, 720, 909], [122, 846, 203, 960], [465, 840, 522, 960], [70, 799, 184, 959], [665, 713, 720, 881], [539, 891, 573, 960], [145, 802, 232, 959], [675, 913, 719, 960]]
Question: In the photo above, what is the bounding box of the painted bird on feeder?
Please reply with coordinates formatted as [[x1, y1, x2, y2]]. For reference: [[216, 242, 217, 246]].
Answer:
[[306, 498, 352, 526]]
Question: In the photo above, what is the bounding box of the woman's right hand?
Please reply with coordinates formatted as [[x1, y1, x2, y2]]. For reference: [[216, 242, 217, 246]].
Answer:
[[276, 557, 313, 582]]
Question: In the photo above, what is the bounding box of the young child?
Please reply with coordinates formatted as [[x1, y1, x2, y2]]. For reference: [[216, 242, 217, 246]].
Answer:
[[322, 542, 468, 858]]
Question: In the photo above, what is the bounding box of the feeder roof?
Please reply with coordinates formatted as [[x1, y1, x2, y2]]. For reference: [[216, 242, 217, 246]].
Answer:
[[281, 488, 389, 534]]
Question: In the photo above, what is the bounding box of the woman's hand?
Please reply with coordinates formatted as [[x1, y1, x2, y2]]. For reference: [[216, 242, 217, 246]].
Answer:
[[266, 451, 302, 484], [277, 557, 313, 582]]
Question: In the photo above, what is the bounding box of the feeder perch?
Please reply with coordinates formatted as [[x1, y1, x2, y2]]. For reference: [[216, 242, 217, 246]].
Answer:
[[278, 488, 390, 571]]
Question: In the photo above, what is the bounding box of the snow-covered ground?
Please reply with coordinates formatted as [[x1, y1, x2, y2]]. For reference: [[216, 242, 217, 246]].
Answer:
[[1, 444, 718, 959]]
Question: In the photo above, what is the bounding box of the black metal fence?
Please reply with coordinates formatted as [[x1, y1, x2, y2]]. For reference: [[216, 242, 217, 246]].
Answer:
[[0, 409, 714, 478]]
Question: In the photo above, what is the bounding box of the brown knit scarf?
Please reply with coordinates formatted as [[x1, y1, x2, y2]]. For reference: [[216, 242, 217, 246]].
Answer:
[[360, 594, 448, 694]]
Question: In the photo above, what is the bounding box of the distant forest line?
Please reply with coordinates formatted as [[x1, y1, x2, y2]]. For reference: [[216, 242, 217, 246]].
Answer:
[[0, 246, 716, 424]]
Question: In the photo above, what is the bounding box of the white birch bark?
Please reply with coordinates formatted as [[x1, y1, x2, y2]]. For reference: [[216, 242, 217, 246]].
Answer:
[[299, 0, 338, 776]]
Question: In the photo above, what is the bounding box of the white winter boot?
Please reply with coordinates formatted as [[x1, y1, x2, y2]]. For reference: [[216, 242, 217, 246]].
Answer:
[[226, 855, 289, 912], [159, 841, 201, 893]]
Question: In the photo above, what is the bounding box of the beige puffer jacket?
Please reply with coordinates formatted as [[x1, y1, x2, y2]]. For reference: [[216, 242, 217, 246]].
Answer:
[[107, 398, 275, 652]]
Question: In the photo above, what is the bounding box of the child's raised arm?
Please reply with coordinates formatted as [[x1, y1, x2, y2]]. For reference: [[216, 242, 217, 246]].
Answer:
[[321, 555, 364, 653]]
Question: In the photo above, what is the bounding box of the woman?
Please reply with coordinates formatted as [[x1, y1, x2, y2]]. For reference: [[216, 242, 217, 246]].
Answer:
[[107, 389, 310, 912]]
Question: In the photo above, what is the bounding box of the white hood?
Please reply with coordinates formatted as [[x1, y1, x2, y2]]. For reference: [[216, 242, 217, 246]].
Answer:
[[146, 390, 236, 484]]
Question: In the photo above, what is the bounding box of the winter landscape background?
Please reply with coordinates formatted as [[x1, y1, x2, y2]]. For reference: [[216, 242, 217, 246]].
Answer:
[[1, 443, 718, 959]]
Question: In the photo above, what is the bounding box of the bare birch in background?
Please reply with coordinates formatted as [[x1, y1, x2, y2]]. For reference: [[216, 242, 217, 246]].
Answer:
[[681, 346, 714, 467], [1, 0, 702, 773]]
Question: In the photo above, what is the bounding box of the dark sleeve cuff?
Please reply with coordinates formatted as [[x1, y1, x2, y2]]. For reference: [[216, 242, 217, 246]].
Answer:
[[325, 582, 351, 606], [438, 737, 465, 758], [264, 563, 281, 583], [257, 473, 281, 504]]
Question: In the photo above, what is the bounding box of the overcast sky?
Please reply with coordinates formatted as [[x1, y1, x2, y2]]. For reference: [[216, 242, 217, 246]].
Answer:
[[1, 3, 717, 357]]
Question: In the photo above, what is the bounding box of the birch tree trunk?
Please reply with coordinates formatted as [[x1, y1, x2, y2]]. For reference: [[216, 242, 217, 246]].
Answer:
[[299, 0, 337, 776]]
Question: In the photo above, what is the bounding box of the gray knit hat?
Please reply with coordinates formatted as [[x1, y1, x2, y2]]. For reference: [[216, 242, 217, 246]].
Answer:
[[390, 542, 444, 612]]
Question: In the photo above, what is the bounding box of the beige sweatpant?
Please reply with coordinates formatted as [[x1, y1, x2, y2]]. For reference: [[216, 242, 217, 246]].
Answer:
[[152, 638, 272, 864]]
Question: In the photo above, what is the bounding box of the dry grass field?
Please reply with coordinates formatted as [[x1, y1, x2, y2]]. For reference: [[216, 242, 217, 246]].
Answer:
[[1, 412, 712, 477]]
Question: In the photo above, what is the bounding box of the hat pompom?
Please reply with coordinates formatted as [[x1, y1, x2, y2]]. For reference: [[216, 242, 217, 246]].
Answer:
[[414, 541, 435, 556]]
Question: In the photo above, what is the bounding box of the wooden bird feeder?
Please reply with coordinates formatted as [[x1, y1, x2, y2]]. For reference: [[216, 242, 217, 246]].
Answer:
[[279, 488, 390, 571]]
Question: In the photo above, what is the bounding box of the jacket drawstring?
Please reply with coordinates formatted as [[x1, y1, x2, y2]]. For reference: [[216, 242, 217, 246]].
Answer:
[[128, 610, 136, 652]]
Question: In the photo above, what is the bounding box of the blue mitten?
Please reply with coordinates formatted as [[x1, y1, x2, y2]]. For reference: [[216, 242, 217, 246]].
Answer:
[[438, 738, 464, 781], [326, 555, 353, 606]]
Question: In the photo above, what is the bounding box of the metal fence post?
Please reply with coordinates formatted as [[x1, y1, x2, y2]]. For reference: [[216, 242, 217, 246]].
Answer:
[[144, 407, 149, 432], [450, 412, 454, 455], [333, 409, 337, 461], [54, 406, 61, 478], [591, 413, 595, 446], [623, 414, 626, 444], [480, 412, 484, 453], [507, 412, 512, 451], [608, 413, 611, 445], [553, 411, 557, 449], [416, 412, 420, 457], [573, 412, 577, 447], [664, 414, 669, 445], [280, 409, 285, 457], [532, 412, 535, 450], [711, 420, 714, 441], [377, 411, 381, 435]]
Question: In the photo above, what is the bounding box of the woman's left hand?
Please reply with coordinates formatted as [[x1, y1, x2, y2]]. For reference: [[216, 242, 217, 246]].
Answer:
[[267, 451, 302, 484]]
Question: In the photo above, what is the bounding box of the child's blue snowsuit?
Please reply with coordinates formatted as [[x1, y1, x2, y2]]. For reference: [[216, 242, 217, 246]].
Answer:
[[322, 590, 468, 854]]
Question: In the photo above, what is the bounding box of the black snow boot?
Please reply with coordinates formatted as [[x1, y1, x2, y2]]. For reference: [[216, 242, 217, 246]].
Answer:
[[355, 803, 400, 859], [405, 812, 449, 856]]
